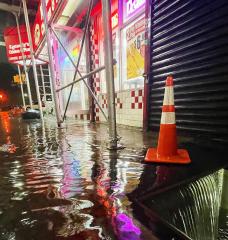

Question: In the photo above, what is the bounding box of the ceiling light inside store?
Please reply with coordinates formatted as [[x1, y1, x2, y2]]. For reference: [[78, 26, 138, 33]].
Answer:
[[57, 0, 92, 26], [57, 15, 70, 26]]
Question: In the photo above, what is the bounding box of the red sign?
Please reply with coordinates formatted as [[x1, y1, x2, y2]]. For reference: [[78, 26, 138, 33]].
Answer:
[[4, 25, 31, 63], [33, 0, 62, 50], [111, 10, 118, 29]]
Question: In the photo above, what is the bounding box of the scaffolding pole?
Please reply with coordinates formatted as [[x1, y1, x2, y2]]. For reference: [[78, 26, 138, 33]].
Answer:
[[101, 0, 118, 149], [22, 0, 44, 121], [14, 13, 32, 108], [40, 65, 46, 104], [17, 65, 26, 109], [41, 0, 63, 126]]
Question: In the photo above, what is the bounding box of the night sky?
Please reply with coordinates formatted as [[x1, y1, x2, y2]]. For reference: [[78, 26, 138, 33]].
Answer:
[[0, 10, 20, 106]]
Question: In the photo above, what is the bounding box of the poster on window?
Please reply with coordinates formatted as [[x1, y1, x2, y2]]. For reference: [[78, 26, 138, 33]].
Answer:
[[126, 17, 145, 81]]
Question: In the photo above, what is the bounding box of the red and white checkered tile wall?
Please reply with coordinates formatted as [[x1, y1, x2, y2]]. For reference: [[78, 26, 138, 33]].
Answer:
[[98, 89, 144, 127], [100, 94, 123, 109], [89, 19, 100, 121], [130, 89, 144, 109]]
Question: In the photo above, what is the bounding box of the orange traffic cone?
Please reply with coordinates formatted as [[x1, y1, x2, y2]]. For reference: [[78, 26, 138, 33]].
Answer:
[[145, 76, 191, 164]]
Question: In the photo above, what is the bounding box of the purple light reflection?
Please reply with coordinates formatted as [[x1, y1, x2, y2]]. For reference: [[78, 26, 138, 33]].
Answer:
[[114, 213, 141, 240]]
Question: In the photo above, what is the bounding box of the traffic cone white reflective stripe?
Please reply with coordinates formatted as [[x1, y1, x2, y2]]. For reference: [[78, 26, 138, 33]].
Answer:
[[161, 78, 175, 124], [163, 86, 174, 106], [160, 112, 176, 124]]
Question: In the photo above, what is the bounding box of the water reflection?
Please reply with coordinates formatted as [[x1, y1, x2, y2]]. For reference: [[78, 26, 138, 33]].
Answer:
[[0, 116, 151, 239], [0, 112, 17, 153], [0, 114, 226, 239], [93, 150, 142, 240]]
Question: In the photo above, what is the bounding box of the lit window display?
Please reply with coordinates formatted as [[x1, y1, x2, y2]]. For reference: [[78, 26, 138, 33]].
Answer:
[[121, 16, 146, 90], [58, 31, 89, 117]]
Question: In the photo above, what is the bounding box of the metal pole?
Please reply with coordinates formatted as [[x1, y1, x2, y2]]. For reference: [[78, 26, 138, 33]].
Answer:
[[14, 13, 32, 108], [17, 65, 26, 109], [48, 64, 54, 101], [47, 64, 55, 115], [41, 0, 62, 127], [22, 0, 44, 121], [40, 65, 46, 104], [101, 0, 118, 149], [143, 0, 153, 130]]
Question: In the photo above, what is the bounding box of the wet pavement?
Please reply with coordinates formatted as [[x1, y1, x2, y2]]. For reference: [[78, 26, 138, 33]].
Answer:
[[0, 111, 227, 240]]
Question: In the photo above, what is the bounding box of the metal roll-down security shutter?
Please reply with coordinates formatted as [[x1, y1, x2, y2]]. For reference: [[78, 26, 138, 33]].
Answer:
[[148, 0, 228, 146]]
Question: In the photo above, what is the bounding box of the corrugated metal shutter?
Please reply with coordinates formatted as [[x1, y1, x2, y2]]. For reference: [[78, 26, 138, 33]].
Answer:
[[148, 0, 228, 146]]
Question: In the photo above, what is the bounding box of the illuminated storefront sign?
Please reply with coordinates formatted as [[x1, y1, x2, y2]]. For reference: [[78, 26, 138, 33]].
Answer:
[[4, 25, 31, 64], [13, 74, 26, 84], [33, 0, 62, 50], [123, 0, 146, 22], [111, 11, 118, 29]]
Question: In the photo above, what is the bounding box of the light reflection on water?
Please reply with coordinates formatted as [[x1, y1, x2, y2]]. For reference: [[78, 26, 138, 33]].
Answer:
[[0, 113, 226, 240], [0, 114, 147, 240]]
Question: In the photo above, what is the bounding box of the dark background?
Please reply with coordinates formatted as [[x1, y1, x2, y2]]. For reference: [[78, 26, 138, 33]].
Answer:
[[0, 5, 37, 107]]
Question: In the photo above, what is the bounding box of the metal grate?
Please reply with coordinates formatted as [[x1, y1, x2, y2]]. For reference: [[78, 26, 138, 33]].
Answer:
[[148, 0, 228, 145]]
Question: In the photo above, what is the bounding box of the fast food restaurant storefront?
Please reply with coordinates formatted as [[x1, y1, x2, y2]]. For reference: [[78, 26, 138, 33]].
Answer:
[[31, 0, 148, 127], [89, 0, 147, 127]]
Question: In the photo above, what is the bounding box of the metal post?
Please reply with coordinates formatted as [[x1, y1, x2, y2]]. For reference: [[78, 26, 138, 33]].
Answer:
[[40, 65, 46, 104], [22, 0, 44, 121], [17, 65, 26, 109], [101, 0, 118, 149], [14, 13, 32, 108], [48, 65, 54, 101], [143, 0, 153, 130], [41, 0, 62, 127]]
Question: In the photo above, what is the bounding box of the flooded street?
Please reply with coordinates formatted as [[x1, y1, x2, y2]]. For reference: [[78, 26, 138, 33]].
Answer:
[[0, 112, 227, 240], [0, 112, 155, 240]]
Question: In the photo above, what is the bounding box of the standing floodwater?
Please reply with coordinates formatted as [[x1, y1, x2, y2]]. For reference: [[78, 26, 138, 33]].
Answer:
[[0, 112, 227, 240], [0, 112, 155, 240]]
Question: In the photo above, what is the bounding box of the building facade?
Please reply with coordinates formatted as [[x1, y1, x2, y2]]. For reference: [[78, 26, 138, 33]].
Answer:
[[90, 0, 147, 128]]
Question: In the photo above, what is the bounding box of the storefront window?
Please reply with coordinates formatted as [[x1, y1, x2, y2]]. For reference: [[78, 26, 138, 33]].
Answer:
[[121, 16, 146, 90], [58, 31, 89, 116]]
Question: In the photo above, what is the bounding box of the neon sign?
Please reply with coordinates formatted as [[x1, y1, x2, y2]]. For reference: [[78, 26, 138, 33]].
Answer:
[[3, 25, 31, 63], [124, 0, 145, 21]]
